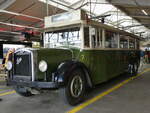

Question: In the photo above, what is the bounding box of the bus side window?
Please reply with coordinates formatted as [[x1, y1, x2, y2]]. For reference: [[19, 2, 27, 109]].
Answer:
[[84, 27, 90, 48], [120, 35, 128, 49], [105, 31, 118, 48], [97, 28, 102, 48], [90, 27, 96, 48], [129, 38, 135, 49], [91, 35, 96, 48], [136, 40, 140, 49], [105, 31, 110, 48], [89, 27, 103, 48]]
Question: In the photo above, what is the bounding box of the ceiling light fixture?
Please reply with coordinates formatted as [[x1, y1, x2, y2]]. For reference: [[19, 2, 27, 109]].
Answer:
[[141, 9, 148, 15]]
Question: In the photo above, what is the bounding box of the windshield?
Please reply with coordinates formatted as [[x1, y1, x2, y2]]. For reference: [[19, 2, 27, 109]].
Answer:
[[44, 27, 81, 48]]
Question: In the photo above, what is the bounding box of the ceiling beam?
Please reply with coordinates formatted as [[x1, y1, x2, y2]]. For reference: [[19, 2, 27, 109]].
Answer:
[[0, 21, 40, 30], [90, 1, 150, 7], [70, 0, 88, 9], [106, 0, 150, 7], [0, 31, 21, 35], [131, 15, 150, 19], [38, 0, 74, 11], [116, 5, 150, 9], [0, 10, 44, 21], [0, 0, 16, 9]]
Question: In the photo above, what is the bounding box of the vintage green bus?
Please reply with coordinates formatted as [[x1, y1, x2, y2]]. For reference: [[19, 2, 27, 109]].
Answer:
[[7, 10, 140, 105]]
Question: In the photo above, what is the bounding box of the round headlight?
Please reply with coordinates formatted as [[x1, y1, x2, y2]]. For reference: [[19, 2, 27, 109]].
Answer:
[[6, 61, 12, 71], [39, 60, 47, 72]]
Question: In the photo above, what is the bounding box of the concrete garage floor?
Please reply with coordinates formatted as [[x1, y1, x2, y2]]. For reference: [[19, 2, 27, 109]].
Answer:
[[0, 64, 150, 113]]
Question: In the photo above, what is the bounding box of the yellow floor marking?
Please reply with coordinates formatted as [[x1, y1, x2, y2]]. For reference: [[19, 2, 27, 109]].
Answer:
[[0, 90, 16, 97], [67, 68, 150, 113]]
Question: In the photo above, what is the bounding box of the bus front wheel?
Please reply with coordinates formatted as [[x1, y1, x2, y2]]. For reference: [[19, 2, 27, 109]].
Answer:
[[59, 68, 86, 106]]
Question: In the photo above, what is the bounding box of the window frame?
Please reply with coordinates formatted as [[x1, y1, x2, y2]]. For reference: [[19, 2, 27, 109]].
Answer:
[[82, 25, 140, 50]]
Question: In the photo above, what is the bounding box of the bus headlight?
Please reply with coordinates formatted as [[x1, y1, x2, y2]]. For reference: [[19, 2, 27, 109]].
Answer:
[[6, 61, 12, 71], [39, 60, 47, 72]]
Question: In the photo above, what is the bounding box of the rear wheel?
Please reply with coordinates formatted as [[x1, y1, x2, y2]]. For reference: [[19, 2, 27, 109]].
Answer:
[[59, 69, 86, 106], [14, 86, 32, 97]]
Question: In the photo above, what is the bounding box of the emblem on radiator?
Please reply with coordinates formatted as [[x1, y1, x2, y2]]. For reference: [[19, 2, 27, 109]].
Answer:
[[16, 57, 22, 65]]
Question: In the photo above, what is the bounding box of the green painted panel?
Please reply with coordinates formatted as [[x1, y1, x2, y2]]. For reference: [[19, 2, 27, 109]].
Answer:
[[77, 50, 140, 85], [35, 48, 72, 81]]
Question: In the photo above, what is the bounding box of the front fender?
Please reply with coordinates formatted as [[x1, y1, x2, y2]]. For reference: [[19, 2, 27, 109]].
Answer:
[[55, 60, 93, 88]]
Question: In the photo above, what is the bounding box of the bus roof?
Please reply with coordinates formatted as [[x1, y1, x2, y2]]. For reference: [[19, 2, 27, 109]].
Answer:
[[42, 10, 142, 40]]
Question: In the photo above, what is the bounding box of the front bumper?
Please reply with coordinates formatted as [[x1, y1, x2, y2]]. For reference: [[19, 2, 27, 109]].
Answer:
[[9, 80, 59, 89]]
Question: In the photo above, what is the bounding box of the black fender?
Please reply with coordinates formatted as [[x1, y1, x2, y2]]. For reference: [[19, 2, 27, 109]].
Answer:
[[54, 60, 93, 88]]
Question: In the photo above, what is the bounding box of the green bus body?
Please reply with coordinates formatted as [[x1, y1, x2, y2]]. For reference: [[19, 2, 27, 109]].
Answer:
[[35, 48, 139, 85], [78, 49, 139, 84]]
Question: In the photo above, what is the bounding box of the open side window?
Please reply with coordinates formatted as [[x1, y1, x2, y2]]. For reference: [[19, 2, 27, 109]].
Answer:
[[105, 31, 118, 48], [90, 27, 96, 48], [84, 27, 90, 48], [136, 39, 140, 49], [84, 26, 96, 48], [87, 27, 103, 48], [129, 38, 135, 49], [97, 28, 103, 48], [120, 35, 128, 49]]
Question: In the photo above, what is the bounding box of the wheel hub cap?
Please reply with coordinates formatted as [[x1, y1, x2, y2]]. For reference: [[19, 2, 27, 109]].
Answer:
[[70, 75, 83, 98]]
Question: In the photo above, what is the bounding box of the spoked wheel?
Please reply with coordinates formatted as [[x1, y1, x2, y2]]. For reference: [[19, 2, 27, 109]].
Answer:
[[59, 69, 86, 106], [70, 75, 83, 98], [14, 86, 33, 97], [128, 62, 139, 76]]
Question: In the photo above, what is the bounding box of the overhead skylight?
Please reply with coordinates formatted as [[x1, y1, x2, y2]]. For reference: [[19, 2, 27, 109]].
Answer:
[[39, 0, 149, 38], [82, 2, 115, 15], [64, 0, 80, 5]]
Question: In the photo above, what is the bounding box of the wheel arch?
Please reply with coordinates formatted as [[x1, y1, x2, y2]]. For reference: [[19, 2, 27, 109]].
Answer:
[[55, 60, 93, 88]]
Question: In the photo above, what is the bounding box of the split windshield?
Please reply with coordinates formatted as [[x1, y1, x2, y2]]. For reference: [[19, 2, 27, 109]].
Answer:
[[44, 27, 81, 48]]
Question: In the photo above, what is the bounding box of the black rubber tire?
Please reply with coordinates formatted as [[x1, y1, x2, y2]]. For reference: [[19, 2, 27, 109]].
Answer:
[[59, 68, 86, 106], [14, 86, 33, 97]]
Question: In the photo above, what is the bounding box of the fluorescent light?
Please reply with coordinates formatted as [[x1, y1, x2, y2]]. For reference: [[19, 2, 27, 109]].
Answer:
[[142, 9, 148, 15]]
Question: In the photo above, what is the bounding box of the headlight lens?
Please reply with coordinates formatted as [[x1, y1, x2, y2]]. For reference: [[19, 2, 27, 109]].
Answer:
[[6, 61, 12, 70], [39, 60, 47, 72]]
